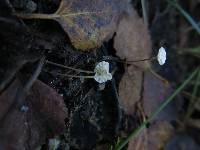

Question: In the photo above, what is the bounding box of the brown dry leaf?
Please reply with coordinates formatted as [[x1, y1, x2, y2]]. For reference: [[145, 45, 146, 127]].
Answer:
[[15, 0, 129, 50], [119, 66, 143, 115], [143, 71, 182, 121], [127, 121, 174, 150], [114, 7, 152, 69], [0, 79, 67, 150]]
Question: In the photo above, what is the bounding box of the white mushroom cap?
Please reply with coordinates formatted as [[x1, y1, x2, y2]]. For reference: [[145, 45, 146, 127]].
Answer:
[[94, 61, 112, 83], [157, 47, 166, 65]]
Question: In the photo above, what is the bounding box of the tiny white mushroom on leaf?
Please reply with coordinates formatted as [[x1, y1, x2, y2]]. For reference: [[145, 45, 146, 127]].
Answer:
[[157, 47, 166, 65], [94, 61, 112, 83]]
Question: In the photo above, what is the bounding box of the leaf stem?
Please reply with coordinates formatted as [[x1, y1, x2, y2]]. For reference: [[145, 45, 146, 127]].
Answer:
[[14, 11, 106, 19], [61, 11, 106, 17], [14, 13, 57, 19]]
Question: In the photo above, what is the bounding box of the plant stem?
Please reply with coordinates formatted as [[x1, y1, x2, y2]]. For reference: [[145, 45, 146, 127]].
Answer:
[[46, 60, 94, 74], [57, 72, 94, 79], [115, 67, 199, 150], [102, 56, 155, 64]]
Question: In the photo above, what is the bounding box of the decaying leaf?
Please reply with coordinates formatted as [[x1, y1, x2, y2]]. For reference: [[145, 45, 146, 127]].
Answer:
[[127, 121, 174, 150], [143, 71, 182, 121], [15, 0, 129, 50], [119, 66, 143, 115], [114, 7, 152, 69], [0, 79, 67, 150]]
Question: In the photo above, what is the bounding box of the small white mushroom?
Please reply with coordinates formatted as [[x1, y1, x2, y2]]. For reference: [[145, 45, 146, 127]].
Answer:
[[94, 61, 112, 83], [157, 47, 166, 65]]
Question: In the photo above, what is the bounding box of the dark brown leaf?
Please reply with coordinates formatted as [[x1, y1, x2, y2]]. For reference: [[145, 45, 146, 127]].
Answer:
[[15, 0, 129, 50], [0, 79, 67, 150], [28, 80, 67, 134]]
